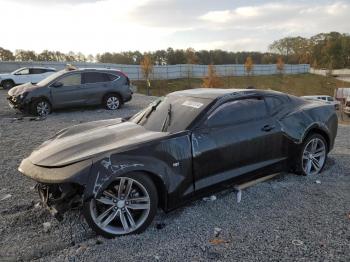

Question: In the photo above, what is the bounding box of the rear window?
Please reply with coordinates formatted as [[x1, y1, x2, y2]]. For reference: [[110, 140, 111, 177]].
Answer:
[[82, 72, 119, 84], [264, 96, 284, 115]]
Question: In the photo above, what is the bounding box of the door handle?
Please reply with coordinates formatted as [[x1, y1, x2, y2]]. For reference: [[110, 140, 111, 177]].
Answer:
[[261, 125, 275, 132]]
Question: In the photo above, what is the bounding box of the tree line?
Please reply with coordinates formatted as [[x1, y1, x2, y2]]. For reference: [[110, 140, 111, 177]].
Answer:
[[0, 32, 349, 69]]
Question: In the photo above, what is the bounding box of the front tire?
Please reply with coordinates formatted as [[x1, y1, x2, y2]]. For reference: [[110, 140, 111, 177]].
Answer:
[[31, 99, 52, 117], [83, 174, 158, 238], [2, 80, 14, 90], [296, 133, 328, 176]]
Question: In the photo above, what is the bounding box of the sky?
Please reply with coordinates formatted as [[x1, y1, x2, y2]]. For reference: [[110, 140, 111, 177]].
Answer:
[[0, 0, 349, 54]]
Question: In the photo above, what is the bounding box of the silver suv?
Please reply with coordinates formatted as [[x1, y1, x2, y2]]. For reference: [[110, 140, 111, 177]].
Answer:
[[7, 67, 133, 116]]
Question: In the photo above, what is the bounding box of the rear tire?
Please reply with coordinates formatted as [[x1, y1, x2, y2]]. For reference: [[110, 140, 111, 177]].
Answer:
[[296, 133, 328, 176], [83, 173, 158, 238], [2, 80, 14, 90], [30, 99, 52, 117], [103, 93, 121, 110]]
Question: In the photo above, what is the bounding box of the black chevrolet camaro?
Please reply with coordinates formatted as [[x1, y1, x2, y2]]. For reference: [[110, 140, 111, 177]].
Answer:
[[19, 88, 338, 237]]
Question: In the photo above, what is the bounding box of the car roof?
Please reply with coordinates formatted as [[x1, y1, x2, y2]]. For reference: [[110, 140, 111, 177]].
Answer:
[[74, 68, 123, 73], [21, 66, 56, 70], [170, 88, 285, 100], [302, 95, 330, 98]]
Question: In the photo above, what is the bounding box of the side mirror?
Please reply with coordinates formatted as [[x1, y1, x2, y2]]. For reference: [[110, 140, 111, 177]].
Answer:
[[52, 82, 63, 88]]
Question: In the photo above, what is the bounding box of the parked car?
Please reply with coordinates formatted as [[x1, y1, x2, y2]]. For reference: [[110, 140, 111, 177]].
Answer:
[[7, 67, 132, 116], [18, 88, 338, 237], [344, 96, 350, 116], [0, 67, 56, 89], [301, 95, 340, 110]]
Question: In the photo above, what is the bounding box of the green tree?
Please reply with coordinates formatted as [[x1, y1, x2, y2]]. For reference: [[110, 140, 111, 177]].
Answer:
[[0, 47, 14, 61]]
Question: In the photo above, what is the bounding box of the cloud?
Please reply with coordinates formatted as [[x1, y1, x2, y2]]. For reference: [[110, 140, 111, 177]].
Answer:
[[198, 1, 350, 34], [8, 0, 104, 5], [0, 0, 348, 53]]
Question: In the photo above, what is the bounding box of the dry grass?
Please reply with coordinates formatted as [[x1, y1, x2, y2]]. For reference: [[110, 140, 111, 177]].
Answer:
[[133, 73, 349, 97]]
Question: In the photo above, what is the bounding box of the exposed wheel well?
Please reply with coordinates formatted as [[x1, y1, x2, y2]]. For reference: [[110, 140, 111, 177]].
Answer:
[[134, 171, 167, 210], [1, 79, 15, 87], [303, 128, 330, 152], [31, 97, 52, 106], [30, 97, 52, 114], [1, 79, 15, 84]]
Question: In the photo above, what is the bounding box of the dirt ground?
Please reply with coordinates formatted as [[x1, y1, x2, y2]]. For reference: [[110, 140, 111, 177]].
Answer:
[[0, 89, 349, 261]]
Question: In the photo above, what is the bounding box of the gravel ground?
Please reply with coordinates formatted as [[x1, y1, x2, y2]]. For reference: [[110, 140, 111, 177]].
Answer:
[[0, 89, 349, 262]]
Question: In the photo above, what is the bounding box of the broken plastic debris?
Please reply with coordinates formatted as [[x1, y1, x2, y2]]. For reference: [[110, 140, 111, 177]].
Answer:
[[236, 189, 242, 203], [43, 222, 51, 233], [292, 239, 304, 246], [214, 227, 222, 237], [76, 244, 88, 255], [209, 238, 229, 245], [203, 195, 217, 201], [154, 255, 160, 261], [315, 180, 321, 184], [0, 194, 12, 201]]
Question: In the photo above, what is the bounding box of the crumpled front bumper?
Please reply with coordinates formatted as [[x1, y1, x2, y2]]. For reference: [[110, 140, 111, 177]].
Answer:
[[7, 95, 28, 111], [19, 158, 93, 219]]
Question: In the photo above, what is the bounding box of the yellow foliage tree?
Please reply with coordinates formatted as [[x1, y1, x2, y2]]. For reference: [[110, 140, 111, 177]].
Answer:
[[202, 64, 223, 88], [276, 57, 285, 74], [244, 56, 254, 76], [140, 54, 153, 95]]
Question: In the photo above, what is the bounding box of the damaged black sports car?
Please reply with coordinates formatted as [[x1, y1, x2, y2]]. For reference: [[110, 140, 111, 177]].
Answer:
[[19, 88, 338, 237]]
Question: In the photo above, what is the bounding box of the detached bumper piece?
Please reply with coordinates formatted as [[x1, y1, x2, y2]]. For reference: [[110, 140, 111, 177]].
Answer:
[[36, 183, 83, 221]]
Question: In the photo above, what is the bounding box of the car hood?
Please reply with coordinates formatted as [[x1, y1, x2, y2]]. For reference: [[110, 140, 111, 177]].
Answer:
[[28, 118, 168, 167], [8, 82, 40, 96], [0, 73, 11, 78]]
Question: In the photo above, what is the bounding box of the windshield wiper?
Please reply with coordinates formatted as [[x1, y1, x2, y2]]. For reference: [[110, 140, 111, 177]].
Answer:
[[161, 103, 172, 132], [137, 99, 162, 124]]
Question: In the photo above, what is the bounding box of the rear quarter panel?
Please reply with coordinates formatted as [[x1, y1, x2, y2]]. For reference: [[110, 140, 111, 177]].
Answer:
[[279, 102, 338, 151]]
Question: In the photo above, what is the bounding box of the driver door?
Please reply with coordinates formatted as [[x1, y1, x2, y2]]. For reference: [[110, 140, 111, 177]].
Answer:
[[14, 68, 30, 84], [50, 73, 85, 108], [192, 97, 285, 191]]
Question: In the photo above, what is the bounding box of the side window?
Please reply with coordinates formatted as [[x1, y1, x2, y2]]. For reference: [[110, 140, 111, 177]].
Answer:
[[58, 73, 81, 86], [29, 68, 45, 74], [206, 98, 267, 127], [106, 73, 119, 81], [83, 72, 111, 84], [264, 96, 284, 115]]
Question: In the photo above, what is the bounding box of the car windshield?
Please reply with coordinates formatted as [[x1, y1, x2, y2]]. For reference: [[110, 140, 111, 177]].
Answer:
[[11, 68, 28, 74], [36, 70, 67, 86], [130, 94, 212, 133]]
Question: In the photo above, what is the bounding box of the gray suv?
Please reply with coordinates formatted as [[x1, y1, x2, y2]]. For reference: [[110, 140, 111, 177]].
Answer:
[[7, 67, 133, 116]]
